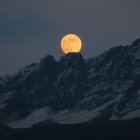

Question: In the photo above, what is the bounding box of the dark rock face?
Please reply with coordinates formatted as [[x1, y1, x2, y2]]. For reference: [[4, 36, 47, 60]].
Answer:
[[0, 39, 140, 126]]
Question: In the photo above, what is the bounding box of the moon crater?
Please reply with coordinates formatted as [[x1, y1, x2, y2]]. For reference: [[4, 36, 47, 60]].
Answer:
[[61, 34, 82, 54]]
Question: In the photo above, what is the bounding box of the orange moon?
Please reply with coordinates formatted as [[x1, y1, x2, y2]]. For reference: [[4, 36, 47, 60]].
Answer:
[[61, 34, 82, 54]]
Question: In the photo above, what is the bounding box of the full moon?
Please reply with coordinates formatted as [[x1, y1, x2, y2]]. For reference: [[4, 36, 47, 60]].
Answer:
[[61, 34, 82, 54]]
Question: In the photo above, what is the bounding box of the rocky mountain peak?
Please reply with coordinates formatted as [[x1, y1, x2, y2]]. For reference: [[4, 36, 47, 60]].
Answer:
[[40, 55, 56, 67], [131, 38, 140, 46], [60, 53, 84, 64], [58, 53, 84, 71]]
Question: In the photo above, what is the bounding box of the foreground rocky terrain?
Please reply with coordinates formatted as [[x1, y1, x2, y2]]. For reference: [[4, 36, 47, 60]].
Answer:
[[1, 118, 140, 140]]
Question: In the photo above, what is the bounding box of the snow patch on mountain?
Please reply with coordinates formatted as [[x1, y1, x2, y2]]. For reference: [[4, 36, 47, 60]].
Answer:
[[0, 92, 13, 109], [6, 107, 51, 128], [121, 108, 140, 120], [56, 94, 123, 124]]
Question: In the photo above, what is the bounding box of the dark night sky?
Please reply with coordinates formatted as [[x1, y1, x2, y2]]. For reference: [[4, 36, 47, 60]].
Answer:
[[0, 0, 140, 75]]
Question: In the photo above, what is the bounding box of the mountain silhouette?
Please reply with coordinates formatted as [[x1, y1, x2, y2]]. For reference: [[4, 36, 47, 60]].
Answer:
[[0, 39, 140, 129]]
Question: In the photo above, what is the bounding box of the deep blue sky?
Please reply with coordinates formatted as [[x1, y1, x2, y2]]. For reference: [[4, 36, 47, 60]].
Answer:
[[0, 0, 140, 75]]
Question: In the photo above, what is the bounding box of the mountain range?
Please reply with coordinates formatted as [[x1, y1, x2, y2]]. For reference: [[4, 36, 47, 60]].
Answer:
[[0, 38, 140, 129]]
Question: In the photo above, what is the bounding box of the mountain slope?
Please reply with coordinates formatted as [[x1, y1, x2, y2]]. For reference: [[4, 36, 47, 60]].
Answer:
[[0, 39, 140, 128]]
